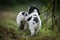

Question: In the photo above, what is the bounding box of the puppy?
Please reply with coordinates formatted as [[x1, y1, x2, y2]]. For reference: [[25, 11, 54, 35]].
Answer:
[[27, 5, 41, 36], [16, 11, 28, 30]]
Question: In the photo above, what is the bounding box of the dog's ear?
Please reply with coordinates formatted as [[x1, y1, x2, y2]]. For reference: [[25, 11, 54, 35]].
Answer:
[[38, 11, 40, 15], [27, 16, 32, 21], [37, 8, 40, 15]]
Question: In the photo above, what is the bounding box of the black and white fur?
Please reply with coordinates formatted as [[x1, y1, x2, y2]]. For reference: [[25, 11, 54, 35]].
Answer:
[[16, 11, 28, 30], [27, 6, 41, 36], [16, 5, 41, 36]]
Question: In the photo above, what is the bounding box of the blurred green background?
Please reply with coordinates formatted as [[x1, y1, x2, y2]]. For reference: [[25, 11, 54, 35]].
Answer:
[[0, 0, 60, 40]]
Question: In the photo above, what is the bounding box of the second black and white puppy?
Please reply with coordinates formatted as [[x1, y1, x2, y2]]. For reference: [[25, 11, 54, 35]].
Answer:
[[27, 5, 41, 36]]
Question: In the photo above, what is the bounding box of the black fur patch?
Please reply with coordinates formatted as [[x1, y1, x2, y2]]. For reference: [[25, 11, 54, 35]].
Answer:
[[28, 6, 40, 15], [33, 22, 34, 24], [22, 12, 25, 15], [33, 17, 39, 23], [27, 16, 32, 21], [25, 13, 27, 16]]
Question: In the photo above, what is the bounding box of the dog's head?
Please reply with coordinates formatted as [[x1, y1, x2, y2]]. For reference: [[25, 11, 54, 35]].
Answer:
[[28, 5, 40, 15]]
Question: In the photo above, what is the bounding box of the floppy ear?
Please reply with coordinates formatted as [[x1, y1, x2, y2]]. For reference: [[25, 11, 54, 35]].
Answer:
[[37, 8, 40, 15], [27, 16, 32, 21]]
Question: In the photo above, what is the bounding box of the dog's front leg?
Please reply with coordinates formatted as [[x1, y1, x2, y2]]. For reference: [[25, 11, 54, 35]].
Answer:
[[36, 23, 41, 35], [35, 27, 40, 35], [18, 23, 21, 31], [29, 25, 35, 36]]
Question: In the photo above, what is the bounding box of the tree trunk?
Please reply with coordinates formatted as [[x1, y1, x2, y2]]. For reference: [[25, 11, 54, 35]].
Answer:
[[52, 0, 56, 31]]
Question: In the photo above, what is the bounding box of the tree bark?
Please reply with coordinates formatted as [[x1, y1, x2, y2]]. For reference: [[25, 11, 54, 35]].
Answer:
[[52, 0, 56, 31]]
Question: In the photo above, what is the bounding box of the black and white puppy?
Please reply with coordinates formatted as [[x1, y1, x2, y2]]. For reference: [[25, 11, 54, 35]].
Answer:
[[27, 5, 41, 36], [16, 11, 28, 30]]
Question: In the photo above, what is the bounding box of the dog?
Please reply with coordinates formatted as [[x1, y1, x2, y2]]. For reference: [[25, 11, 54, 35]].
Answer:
[[27, 5, 41, 36], [16, 11, 28, 30], [16, 5, 41, 36]]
